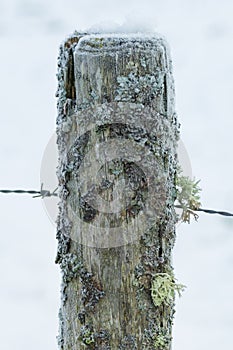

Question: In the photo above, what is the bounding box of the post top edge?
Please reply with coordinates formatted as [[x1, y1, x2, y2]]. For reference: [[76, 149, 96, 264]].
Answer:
[[78, 32, 166, 42], [74, 32, 169, 53]]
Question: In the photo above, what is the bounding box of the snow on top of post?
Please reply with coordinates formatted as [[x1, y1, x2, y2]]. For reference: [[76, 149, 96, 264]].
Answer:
[[76, 32, 170, 54]]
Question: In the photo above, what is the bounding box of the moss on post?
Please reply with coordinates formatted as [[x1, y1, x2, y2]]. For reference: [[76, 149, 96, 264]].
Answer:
[[56, 32, 180, 349]]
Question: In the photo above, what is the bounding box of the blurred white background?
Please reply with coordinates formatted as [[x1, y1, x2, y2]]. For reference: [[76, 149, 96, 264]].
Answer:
[[0, 0, 233, 349]]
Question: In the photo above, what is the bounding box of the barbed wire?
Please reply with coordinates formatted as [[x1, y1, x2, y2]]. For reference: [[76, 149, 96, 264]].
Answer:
[[0, 186, 232, 217], [0, 184, 58, 198]]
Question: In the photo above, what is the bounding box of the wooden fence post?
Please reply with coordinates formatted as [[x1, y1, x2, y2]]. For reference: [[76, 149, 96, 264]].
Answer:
[[56, 32, 180, 349]]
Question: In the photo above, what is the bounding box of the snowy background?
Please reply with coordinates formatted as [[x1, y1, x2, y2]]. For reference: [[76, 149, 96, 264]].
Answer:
[[1, 0, 233, 349]]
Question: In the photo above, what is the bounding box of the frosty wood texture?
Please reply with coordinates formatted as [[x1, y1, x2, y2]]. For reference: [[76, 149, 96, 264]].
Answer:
[[56, 32, 180, 349]]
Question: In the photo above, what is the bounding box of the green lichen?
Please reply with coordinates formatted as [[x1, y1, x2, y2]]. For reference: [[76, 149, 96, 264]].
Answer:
[[153, 331, 171, 349], [175, 167, 201, 223], [151, 272, 186, 307], [80, 326, 95, 345]]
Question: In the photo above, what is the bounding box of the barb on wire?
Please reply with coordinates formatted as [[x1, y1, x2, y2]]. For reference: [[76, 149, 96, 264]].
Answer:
[[0, 183, 58, 199], [33, 183, 58, 198], [175, 205, 233, 218]]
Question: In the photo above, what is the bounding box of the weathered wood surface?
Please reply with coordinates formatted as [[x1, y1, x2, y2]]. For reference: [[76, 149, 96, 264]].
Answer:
[[56, 32, 179, 349]]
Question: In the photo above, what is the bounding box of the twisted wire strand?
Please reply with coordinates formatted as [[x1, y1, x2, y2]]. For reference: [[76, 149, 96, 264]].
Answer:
[[195, 207, 233, 217], [0, 184, 58, 198], [175, 205, 233, 217], [0, 189, 40, 195]]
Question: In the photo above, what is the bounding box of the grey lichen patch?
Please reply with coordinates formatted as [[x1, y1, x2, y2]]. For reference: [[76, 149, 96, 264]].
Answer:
[[115, 71, 163, 105], [58, 247, 105, 310], [80, 270, 105, 311], [134, 279, 153, 313], [142, 326, 171, 350], [115, 50, 167, 105], [60, 253, 82, 284], [119, 334, 137, 349]]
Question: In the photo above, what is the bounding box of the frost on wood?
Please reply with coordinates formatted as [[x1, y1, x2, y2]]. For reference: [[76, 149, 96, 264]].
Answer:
[[56, 32, 180, 349]]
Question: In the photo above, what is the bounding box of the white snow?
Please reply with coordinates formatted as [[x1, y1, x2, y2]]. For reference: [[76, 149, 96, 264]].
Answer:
[[87, 15, 156, 34]]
